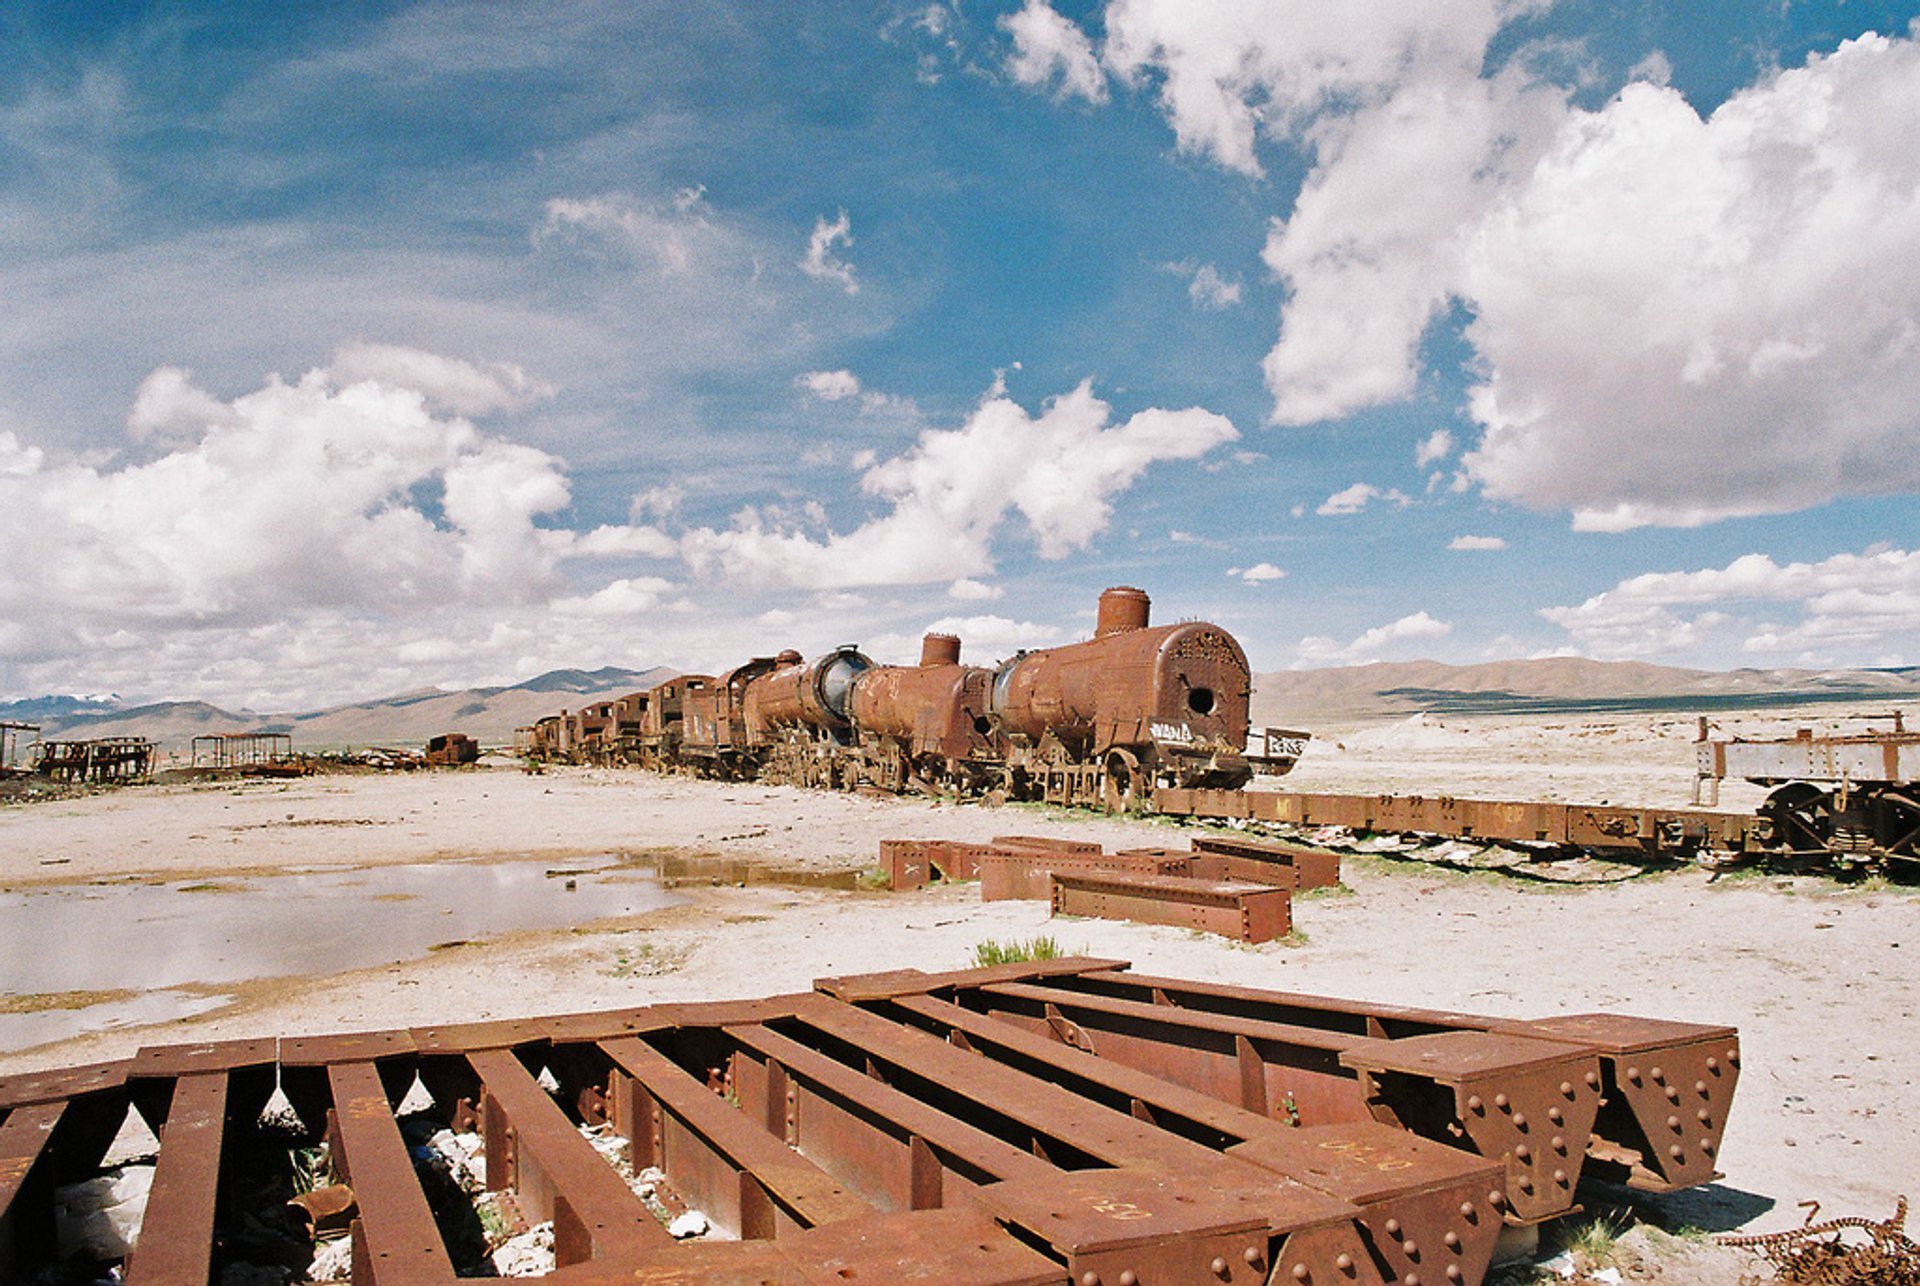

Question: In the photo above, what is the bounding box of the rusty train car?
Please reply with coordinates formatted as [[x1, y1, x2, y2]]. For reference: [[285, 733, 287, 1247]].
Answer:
[[516, 585, 1919, 871], [518, 587, 1303, 809]]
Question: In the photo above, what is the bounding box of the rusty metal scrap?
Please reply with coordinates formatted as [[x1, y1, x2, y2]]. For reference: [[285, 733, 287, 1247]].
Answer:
[[190, 731, 293, 770], [1721, 1196, 1919, 1285], [0, 959, 1746, 1285], [1050, 869, 1292, 943]]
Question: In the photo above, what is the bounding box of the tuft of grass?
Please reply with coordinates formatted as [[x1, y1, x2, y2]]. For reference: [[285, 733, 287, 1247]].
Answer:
[[854, 866, 892, 891], [1560, 1209, 1634, 1268], [971, 935, 1065, 968], [1296, 882, 1353, 901]]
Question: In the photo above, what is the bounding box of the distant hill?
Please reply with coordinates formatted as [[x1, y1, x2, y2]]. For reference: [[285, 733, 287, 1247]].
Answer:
[[1252, 657, 1920, 726], [18, 666, 673, 753]]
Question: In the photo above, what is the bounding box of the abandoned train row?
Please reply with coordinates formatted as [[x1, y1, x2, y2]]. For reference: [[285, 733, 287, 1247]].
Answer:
[[516, 586, 1304, 812]]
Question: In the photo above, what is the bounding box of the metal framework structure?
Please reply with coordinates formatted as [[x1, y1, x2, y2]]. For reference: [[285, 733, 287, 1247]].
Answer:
[[191, 733, 295, 770], [30, 737, 154, 784], [0, 960, 1739, 1285], [0, 720, 37, 774]]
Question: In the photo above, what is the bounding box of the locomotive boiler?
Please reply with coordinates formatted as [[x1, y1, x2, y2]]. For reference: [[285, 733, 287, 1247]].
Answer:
[[845, 632, 997, 793], [989, 586, 1280, 810]]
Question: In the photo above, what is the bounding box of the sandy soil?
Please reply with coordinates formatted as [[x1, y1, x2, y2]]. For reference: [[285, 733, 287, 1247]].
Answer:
[[2, 733, 1914, 1283]]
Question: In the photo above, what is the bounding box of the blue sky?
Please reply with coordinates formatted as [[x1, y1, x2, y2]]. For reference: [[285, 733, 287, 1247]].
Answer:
[[3, 0, 1919, 710]]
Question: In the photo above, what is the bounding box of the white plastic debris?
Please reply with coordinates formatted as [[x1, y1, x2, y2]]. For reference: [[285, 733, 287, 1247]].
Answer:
[[1541, 1249, 1578, 1279], [668, 1210, 710, 1239], [425, 1128, 486, 1192], [55, 1165, 155, 1260], [535, 1066, 563, 1095], [307, 1236, 354, 1282], [256, 1084, 304, 1133], [99, 1106, 161, 1167], [395, 1075, 435, 1116], [1592, 1270, 1623, 1285], [491, 1221, 557, 1276]]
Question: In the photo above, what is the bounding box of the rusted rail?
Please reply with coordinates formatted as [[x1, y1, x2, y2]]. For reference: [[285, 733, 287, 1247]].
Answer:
[[0, 961, 1740, 1284], [1157, 787, 1765, 861]]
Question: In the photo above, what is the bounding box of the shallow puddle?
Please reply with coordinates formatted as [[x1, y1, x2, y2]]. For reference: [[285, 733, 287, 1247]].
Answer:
[[0, 858, 684, 1051]]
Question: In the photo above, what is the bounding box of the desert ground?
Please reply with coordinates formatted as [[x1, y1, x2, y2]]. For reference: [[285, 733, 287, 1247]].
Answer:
[[2, 706, 1915, 1282]]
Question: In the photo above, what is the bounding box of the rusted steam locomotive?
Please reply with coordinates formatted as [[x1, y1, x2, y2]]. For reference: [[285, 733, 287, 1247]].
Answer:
[[517, 587, 1305, 810]]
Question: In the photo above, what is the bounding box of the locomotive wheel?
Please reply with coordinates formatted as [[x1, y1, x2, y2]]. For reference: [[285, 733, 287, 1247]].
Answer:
[[1762, 782, 1833, 854], [1103, 750, 1142, 815]]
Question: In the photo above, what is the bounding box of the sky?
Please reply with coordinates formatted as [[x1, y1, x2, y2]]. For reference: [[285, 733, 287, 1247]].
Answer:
[[4, 0, 1920, 711]]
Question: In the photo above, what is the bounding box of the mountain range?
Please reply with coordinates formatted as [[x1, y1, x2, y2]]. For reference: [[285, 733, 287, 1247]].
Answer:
[[9, 666, 671, 754], [1249, 656, 1920, 726]]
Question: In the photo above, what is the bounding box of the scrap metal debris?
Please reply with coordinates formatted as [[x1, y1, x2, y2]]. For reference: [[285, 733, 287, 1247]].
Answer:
[[1721, 1196, 1919, 1285]]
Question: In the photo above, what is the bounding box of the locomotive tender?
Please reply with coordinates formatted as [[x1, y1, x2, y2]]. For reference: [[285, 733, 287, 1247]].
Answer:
[[517, 587, 1305, 810]]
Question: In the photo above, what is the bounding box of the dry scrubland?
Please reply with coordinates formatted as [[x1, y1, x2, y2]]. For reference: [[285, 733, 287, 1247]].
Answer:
[[2, 705, 1915, 1283]]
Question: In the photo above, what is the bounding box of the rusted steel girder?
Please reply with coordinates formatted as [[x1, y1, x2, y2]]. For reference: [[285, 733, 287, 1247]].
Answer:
[[1157, 788, 1765, 859], [1002, 966, 1741, 1197], [1049, 869, 1293, 943], [0, 962, 1740, 1285]]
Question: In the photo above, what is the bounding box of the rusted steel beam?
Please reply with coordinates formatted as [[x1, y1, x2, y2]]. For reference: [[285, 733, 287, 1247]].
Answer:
[[766, 995, 1454, 1286], [870, 990, 1503, 1285], [468, 1047, 675, 1265], [1049, 869, 1292, 943], [599, 1035, 872, 1238], [0, 1099, 65, 1272], [813, 957, 1129, 1004], [1066, 969, 1741, 1196], [325, 1061, 457, 1285], [0, 1060, 129, 1111], [722, 1020, 1062, 1207], [957, 979, 1598, 1226], [1188, 833, 1341, 890], [1159, 788, 1764, 858], [1505, 1014, 1740, 1193], [123, 1071, 228, 1286], [878, 839, 991, 890], [980, 847, 1190, 901]]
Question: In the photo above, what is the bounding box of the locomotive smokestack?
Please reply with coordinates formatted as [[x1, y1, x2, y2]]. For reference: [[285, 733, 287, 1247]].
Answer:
[[920, 633, 961, 667], [1095, 586, 1151, 637]]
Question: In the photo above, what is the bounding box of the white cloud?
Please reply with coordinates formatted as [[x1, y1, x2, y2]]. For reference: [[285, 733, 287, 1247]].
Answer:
[[798, 369, 862, 400], [948, 578, 1004, 600], [541, 191, 722, 276], [865, 613, 1067, 666], [329, 342, 553, 416], [1055, 7, 1920, 528], [1097, 0, 1525, 177], [630, 484, 684, 521], [680, 379, 1236, 589], [1448, 534, 1506, 550], [1540, 546, 1920, 663], [1295, 610, 1452, 666], [1188, 263, 1242, 309], [1229, 562, 1286, 583], [1461, 36, 1920, 528], [1261, 27, 1920, 526], [0, 351, 711, 705], [127, 366, 236, 441], [1314, 482, 1408, 515], [800, 211, 858, 293], [1002, 0, 1108, 103], [1415, 428, 1454, 467]]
